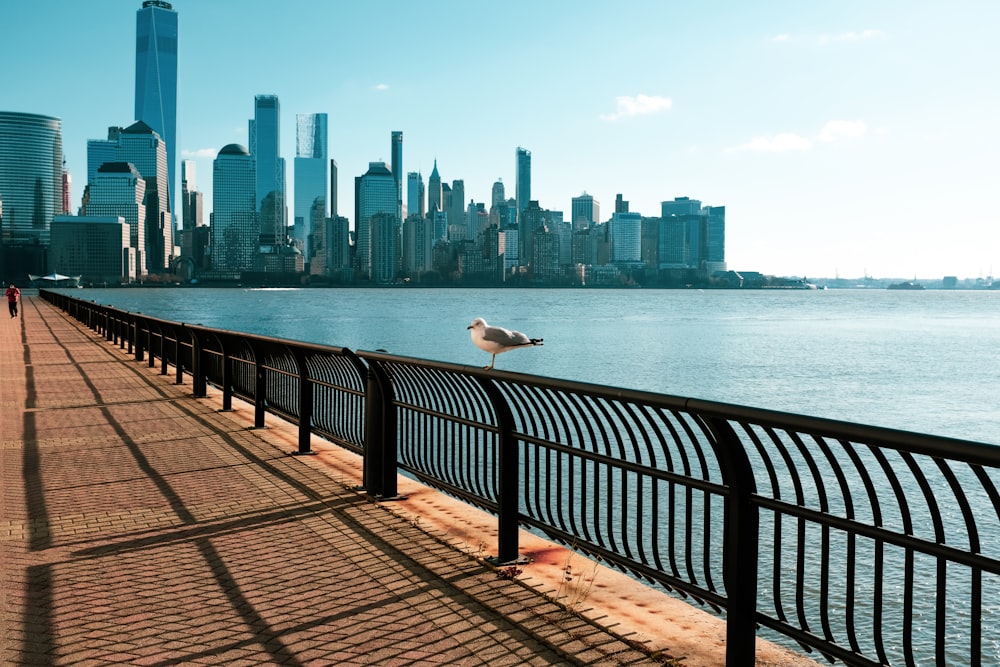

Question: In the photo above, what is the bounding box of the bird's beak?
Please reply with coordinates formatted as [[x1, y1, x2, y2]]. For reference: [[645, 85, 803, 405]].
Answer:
[[467, 325, 472, 329]]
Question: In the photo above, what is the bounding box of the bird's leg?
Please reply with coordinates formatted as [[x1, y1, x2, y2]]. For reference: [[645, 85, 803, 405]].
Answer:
[[484, 353, 496, 370]]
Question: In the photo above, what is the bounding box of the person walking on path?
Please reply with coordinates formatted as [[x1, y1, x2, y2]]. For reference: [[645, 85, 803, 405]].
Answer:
[[6, 282, 20, 318]]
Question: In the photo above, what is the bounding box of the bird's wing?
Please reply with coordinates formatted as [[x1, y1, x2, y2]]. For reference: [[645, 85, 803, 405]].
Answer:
[[483, 326, 531, 346]]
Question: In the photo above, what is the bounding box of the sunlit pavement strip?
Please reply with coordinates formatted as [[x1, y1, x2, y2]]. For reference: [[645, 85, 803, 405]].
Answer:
[[0, 296, 668, 666]]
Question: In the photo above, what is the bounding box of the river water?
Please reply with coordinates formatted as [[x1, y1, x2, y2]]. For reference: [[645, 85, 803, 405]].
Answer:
[[70, 286, 1000, 444]]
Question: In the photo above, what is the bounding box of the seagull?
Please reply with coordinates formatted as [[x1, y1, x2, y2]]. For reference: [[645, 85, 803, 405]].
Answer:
[[467, 318, 544, 370]]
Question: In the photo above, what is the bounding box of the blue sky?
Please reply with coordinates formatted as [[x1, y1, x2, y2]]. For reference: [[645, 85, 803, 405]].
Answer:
[[3, 0, 998, 279]]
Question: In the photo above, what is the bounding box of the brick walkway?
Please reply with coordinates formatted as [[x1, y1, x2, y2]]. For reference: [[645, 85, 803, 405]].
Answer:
[[0, 295, 663, 666]]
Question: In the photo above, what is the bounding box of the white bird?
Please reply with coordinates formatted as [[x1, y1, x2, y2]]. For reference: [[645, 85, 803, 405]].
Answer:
[[467, 317, 544, 370]]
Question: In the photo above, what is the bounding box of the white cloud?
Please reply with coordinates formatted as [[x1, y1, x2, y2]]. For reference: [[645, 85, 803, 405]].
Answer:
[[771, 33, 791, 43], [600, 94, 672, 122], [181, 148, 218, 158], [817, 119, 868, 142], [732, 119, 868, 153], [374, 83, 390, 91]]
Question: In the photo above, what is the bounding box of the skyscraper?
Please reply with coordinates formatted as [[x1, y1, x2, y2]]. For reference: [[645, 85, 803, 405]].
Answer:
[[356, 162, 397, 279], [491, 179, 505, 209], [85, 162, 146, 276], [515, 147, 531, 222], [294, 113, 328, 263], [391, 131, 403, 222], [407, 172, 425, 219], [250, 95, 285, 249], [181, 160, 202, 231], [571, 192, 599, 231], [211, 144, 256, 276], [0, 111, 63, 253], [117, 120, 172, 273], [135, 0, 177, 216], [427, 160, 442, 213]]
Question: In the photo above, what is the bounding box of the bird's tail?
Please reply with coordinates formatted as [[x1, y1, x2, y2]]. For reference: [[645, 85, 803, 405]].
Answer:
[[530, 338, 544, 346]]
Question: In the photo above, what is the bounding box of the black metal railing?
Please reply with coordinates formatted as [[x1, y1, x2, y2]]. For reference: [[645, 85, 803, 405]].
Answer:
[[40, 290, 1000, 667]]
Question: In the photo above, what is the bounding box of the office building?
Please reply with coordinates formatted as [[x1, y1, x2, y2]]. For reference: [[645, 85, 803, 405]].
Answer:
[[329, 159, 339, 217], [211, 144, 256, 276], [50, 215, 134, 284], [407, 172, 425, 219], [294, 113, 328, 262], [571, 192, 599, 231], [181, 160, 202, 230], [135, 0, 178, 215], [87, 127, 123, 186], [427, 159, 442, 213], [610, 211, 642, 265], [356, 161, 397, 278], [250, 95, 285, 249], [448, 180, 466, 240], [519, 200, 544, 270], [0, 111, 63, 249], [117, 120, 172, 272], [85, 162, 147, 276], [515, 147, 531, 221]]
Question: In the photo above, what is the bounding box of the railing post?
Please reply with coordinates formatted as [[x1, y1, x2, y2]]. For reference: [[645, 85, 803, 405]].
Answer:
[[135, 319, 144, 361], [476, 376, 522, 564], [174, 328, 183, 384], [363, 360, 397, 498], [253, 344, 267, 429], [126, 314, 133, 354], [700, 414, 760, 667], [147, 325, 155, 368], [221, 346, 233, 411], [190, 328, 206, 398], [293, 349, 315, 455]]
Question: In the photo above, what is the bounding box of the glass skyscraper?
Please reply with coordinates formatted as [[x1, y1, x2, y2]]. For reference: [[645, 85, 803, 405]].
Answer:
[[0, 111, 63, 249], [250, 95, 285, 249], [117, 121, 172, 273], [293, 113, 328, 263], [211, 144, 256, 276], [135, 0, 177, 217], [356, 161, 397, 279], [515, 147, 531, 223], [85, 162, 147, 275]]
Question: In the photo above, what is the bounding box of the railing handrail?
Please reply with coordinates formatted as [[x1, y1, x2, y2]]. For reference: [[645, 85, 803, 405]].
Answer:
[[39, 289, 1000, 667]]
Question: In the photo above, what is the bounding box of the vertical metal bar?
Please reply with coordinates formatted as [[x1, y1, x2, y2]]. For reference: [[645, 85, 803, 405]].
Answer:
[[221, 347, 233, 411], [135, 319, 144, 361], [295, 349, 313, 454], [174, 329, 183, 384], [363, 360, 397, 497], [190, 329, 206, 398], [477, 376, 521, 564], [700, 415, 759, 667], [253, 345, 266, 428]]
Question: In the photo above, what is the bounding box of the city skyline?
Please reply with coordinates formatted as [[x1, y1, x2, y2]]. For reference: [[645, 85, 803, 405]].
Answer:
[[2, 1, 998, 279]]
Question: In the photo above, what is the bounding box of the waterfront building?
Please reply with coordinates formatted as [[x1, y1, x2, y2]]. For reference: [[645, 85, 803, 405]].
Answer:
[[571, 192, 599, 231], [356, 162, 397, 279], [117, 120, 172, 273], [135, 0, 178, 216], [50, 215, 134, 284], [181, 160, 203, 230], [431, 208, 448, 243], [401, 214, 434, 278], [468, 202, 489, 239], [427, 160, 442, 214], [294, 113, 328, 264], [369, 212, 400, 284], [250, 95, 285, 251], [84, 162, 146, 277], [500, 227, 519, 275], [519, 200, 544, 271], [515, 147, 531, 222], [0, 111, 63, 254], [532, 226, 561, 278], [704, 206, 726, 273], [211, 144, 256, 277], [407, 172, 425, 219], [610, 211, 642, 265]]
